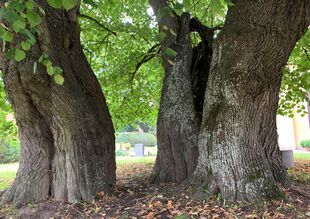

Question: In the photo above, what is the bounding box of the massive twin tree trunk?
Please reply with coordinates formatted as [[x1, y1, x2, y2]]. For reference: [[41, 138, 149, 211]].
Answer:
[[149, 0, 213, 183], [0, 1, 116, 207], [193, 0, 310, 201]]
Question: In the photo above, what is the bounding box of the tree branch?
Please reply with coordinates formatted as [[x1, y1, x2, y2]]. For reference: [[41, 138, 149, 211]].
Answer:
[[78, 14, 117, 36], [149, 0, 179, 37], [189, 17, 222, 47], [130, 43, 161, 81], [190, 17, 222, 37], [149, 0, 170, 15]]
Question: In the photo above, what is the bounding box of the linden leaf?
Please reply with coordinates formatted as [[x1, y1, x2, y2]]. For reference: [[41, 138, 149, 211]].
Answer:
[[54, 74, 64, 85]]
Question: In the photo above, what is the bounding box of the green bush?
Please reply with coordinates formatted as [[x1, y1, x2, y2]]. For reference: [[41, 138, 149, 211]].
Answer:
[[115, 149, 129, 157], [0, 139, 20, 163], [300, 139, 310, 149], [116, 132, 157, 146]]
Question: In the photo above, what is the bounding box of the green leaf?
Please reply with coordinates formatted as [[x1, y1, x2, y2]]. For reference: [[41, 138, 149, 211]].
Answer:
[[24, 29, 36, 43], [5, 49, 15, 59], [8, 1, 25, 12], [210, 0, 225, 14], [2, 10, 19, 23], [39, 53, 49, 63], [157, 7, 173, 22], [2, 31, 13, 42], [19, 12, 27, 19], [26, 1, 35, 10], [164, 47, 177, 57], [47, 66, 54, 75], [54, 74, 64, 85], [53, 66, 63, 74], [173, 3, 183, 16], [21, 41, 31, 51], [62, 0, 78, 10], [183, 0, 191, 10], [42, 59, 52, 67], [12, 19, 26, 32], [0, 27, 5, 36], [227, 0, 235, 7], [47, 0, 62, 8], [27, 11, 42, 27], [14, 49, 26, 62], [156, 32, 167, 42]]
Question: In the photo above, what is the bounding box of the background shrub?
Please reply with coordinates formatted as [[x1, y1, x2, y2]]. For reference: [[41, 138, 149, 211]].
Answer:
[[300, 139, 310, 149], [0, 139, 20, 163], [115, 149, 129, 157], [116, 132, 157, 146]]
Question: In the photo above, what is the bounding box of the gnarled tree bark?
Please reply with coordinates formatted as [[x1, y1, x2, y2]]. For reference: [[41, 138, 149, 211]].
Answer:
[[0, 0, 116, 207], [149, 0, 214, 183], [192, 0, 310, 201]]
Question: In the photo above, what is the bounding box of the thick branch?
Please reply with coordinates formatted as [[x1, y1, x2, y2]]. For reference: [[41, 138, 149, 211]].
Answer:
[[149, 0, 179, 45], [78, 14, 117, 36], [190, 18, 221, 41], [149, 0, 170, 15]]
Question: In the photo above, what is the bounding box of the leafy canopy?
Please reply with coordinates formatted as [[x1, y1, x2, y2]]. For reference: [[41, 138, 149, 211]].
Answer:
[[0, 0, 308, 135]]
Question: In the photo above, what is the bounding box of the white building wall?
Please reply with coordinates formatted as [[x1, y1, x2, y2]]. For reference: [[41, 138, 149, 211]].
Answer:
[[277, 103, 310, 150]]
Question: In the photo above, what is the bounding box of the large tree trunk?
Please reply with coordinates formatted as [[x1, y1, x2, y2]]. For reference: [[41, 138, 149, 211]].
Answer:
[[149, 0, 213, 183], [0, 1, 116, 207], [150, 13, 199, 183], [193, 0, 310, 201]]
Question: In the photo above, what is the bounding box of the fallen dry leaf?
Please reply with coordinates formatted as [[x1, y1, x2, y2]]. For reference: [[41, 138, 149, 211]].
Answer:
[[146, 211, 154, 219], [167, 200, 173, 209]]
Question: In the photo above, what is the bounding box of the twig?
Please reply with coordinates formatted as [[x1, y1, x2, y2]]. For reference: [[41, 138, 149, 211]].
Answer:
[[130, 43, 161, 81], [78, 14, 117, 36], [291, 185, 310, 199], [301, 47, 310, 62], [82, 46, 94, 65], [72, 207, 84, 217]]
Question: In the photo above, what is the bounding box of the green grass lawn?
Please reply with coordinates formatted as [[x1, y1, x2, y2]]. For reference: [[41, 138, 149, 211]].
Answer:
[[116, 156, 155, 165], [293, 151, 310, 160], [0, 152, 309, 191], [0, 157, 156, 191], [0, 162, 18, 190]]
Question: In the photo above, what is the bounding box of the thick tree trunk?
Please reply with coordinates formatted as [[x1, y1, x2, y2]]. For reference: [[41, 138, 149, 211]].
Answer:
[[149, 0, 214, 183], [193, 0, 310, 201], [150, 13, 200, 183], [149, 0, 216, 183], [0, 68, 53, 207], [0, 1, 116, 207]]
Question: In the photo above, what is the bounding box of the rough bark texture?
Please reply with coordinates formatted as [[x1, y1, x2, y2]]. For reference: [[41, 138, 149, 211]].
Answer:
[[149, 11, 199, 183], [193, 0, 310, 201], [0, 0, 116, 207], [149, 0, 214, 183]]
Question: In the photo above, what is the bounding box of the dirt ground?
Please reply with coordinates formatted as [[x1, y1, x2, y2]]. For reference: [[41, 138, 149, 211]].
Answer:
[[0, 161, 309, 219]]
